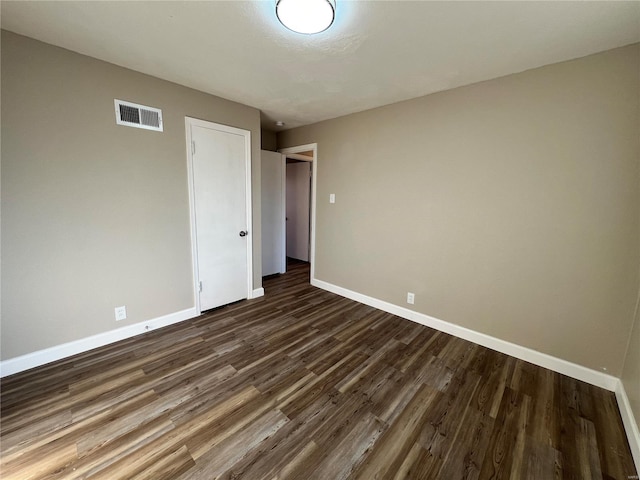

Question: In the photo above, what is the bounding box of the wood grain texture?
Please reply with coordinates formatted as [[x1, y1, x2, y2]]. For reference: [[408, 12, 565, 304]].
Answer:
[[1, 260, 637, 479]]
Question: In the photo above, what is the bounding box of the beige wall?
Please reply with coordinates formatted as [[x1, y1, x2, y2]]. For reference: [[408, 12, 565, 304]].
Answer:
[[1, 31, 262, 360], [279, 44, 640, 376], [261, 129, 278, 151], [622, 292, 640, 435]]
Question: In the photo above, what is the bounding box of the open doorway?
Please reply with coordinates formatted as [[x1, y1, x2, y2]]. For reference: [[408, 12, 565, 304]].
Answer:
[[279, 144, 317, 282], [286, 157, 311, 260]]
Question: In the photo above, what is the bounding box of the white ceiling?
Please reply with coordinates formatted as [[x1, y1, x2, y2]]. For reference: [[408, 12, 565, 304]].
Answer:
[[2, 1, 639, 131]]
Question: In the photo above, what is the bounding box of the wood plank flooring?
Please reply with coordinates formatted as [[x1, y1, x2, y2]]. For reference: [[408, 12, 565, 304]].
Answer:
[[1, 260, 637, 479]]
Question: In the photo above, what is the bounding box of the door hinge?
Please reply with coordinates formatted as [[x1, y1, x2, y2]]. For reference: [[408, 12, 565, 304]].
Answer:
[[192, 140, 196, 155], [198, 280, 203, 292]]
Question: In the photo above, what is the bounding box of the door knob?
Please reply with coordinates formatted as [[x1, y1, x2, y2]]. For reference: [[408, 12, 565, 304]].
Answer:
[[239, 230, 248, 237]]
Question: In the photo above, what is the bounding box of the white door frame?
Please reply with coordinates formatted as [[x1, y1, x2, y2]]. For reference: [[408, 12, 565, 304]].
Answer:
[[279, 143, 317, 282], [279, 153, 287, 274], [185, 117, 253, 314]]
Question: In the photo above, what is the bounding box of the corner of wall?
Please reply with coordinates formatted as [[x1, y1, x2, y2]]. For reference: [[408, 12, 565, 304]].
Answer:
[[616, 379, 640, 472]]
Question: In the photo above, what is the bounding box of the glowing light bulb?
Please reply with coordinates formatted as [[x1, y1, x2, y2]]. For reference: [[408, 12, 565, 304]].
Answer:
[[276, 0, 336, 35]]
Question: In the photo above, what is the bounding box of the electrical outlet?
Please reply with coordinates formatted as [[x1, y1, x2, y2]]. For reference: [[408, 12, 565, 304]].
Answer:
[[407, 292, 415, 305], [115, 305, 127, 321], [329, 193, 336, 204]]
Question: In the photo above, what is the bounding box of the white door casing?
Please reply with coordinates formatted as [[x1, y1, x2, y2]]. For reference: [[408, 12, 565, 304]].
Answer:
[[186, 117, 252, 312]]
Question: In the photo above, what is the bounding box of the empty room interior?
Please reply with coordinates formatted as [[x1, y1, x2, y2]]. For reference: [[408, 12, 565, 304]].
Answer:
[[1, 1, 639, 479]]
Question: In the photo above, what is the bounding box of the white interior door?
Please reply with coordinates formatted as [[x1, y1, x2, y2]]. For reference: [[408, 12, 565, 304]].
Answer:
[[188, 119, 251, 311], [261, 150, 285, 276], [286, 161, 311, 262]]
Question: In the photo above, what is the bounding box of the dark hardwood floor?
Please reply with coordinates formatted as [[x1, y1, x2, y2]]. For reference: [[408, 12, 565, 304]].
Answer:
[[1, 261, 637, 479]]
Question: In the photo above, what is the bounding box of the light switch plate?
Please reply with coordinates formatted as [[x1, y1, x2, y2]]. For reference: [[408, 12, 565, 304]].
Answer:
[[330, 193, 336, 203], [115, 305, 127, 321]]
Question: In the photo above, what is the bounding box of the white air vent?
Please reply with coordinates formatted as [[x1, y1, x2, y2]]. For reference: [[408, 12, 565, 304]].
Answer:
[[115, 99, 163, 132]]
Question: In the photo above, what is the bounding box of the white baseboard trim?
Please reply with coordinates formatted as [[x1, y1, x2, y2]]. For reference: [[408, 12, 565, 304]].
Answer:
[[251, 287, 265, 299], [615, 380, 640, 472], [311, 278, 619, 392], [0, 307, 199, 378]]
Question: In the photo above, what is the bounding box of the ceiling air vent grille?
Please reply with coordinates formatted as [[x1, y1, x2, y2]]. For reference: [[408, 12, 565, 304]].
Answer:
[[114, 99, 163, 132]]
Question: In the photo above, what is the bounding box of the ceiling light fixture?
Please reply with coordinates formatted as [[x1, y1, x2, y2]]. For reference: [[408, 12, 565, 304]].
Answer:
[[276, 0, 336, 35]]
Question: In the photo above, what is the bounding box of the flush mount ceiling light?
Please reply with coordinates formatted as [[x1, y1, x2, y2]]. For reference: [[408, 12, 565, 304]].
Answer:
[[276, 0, 336, 35]]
